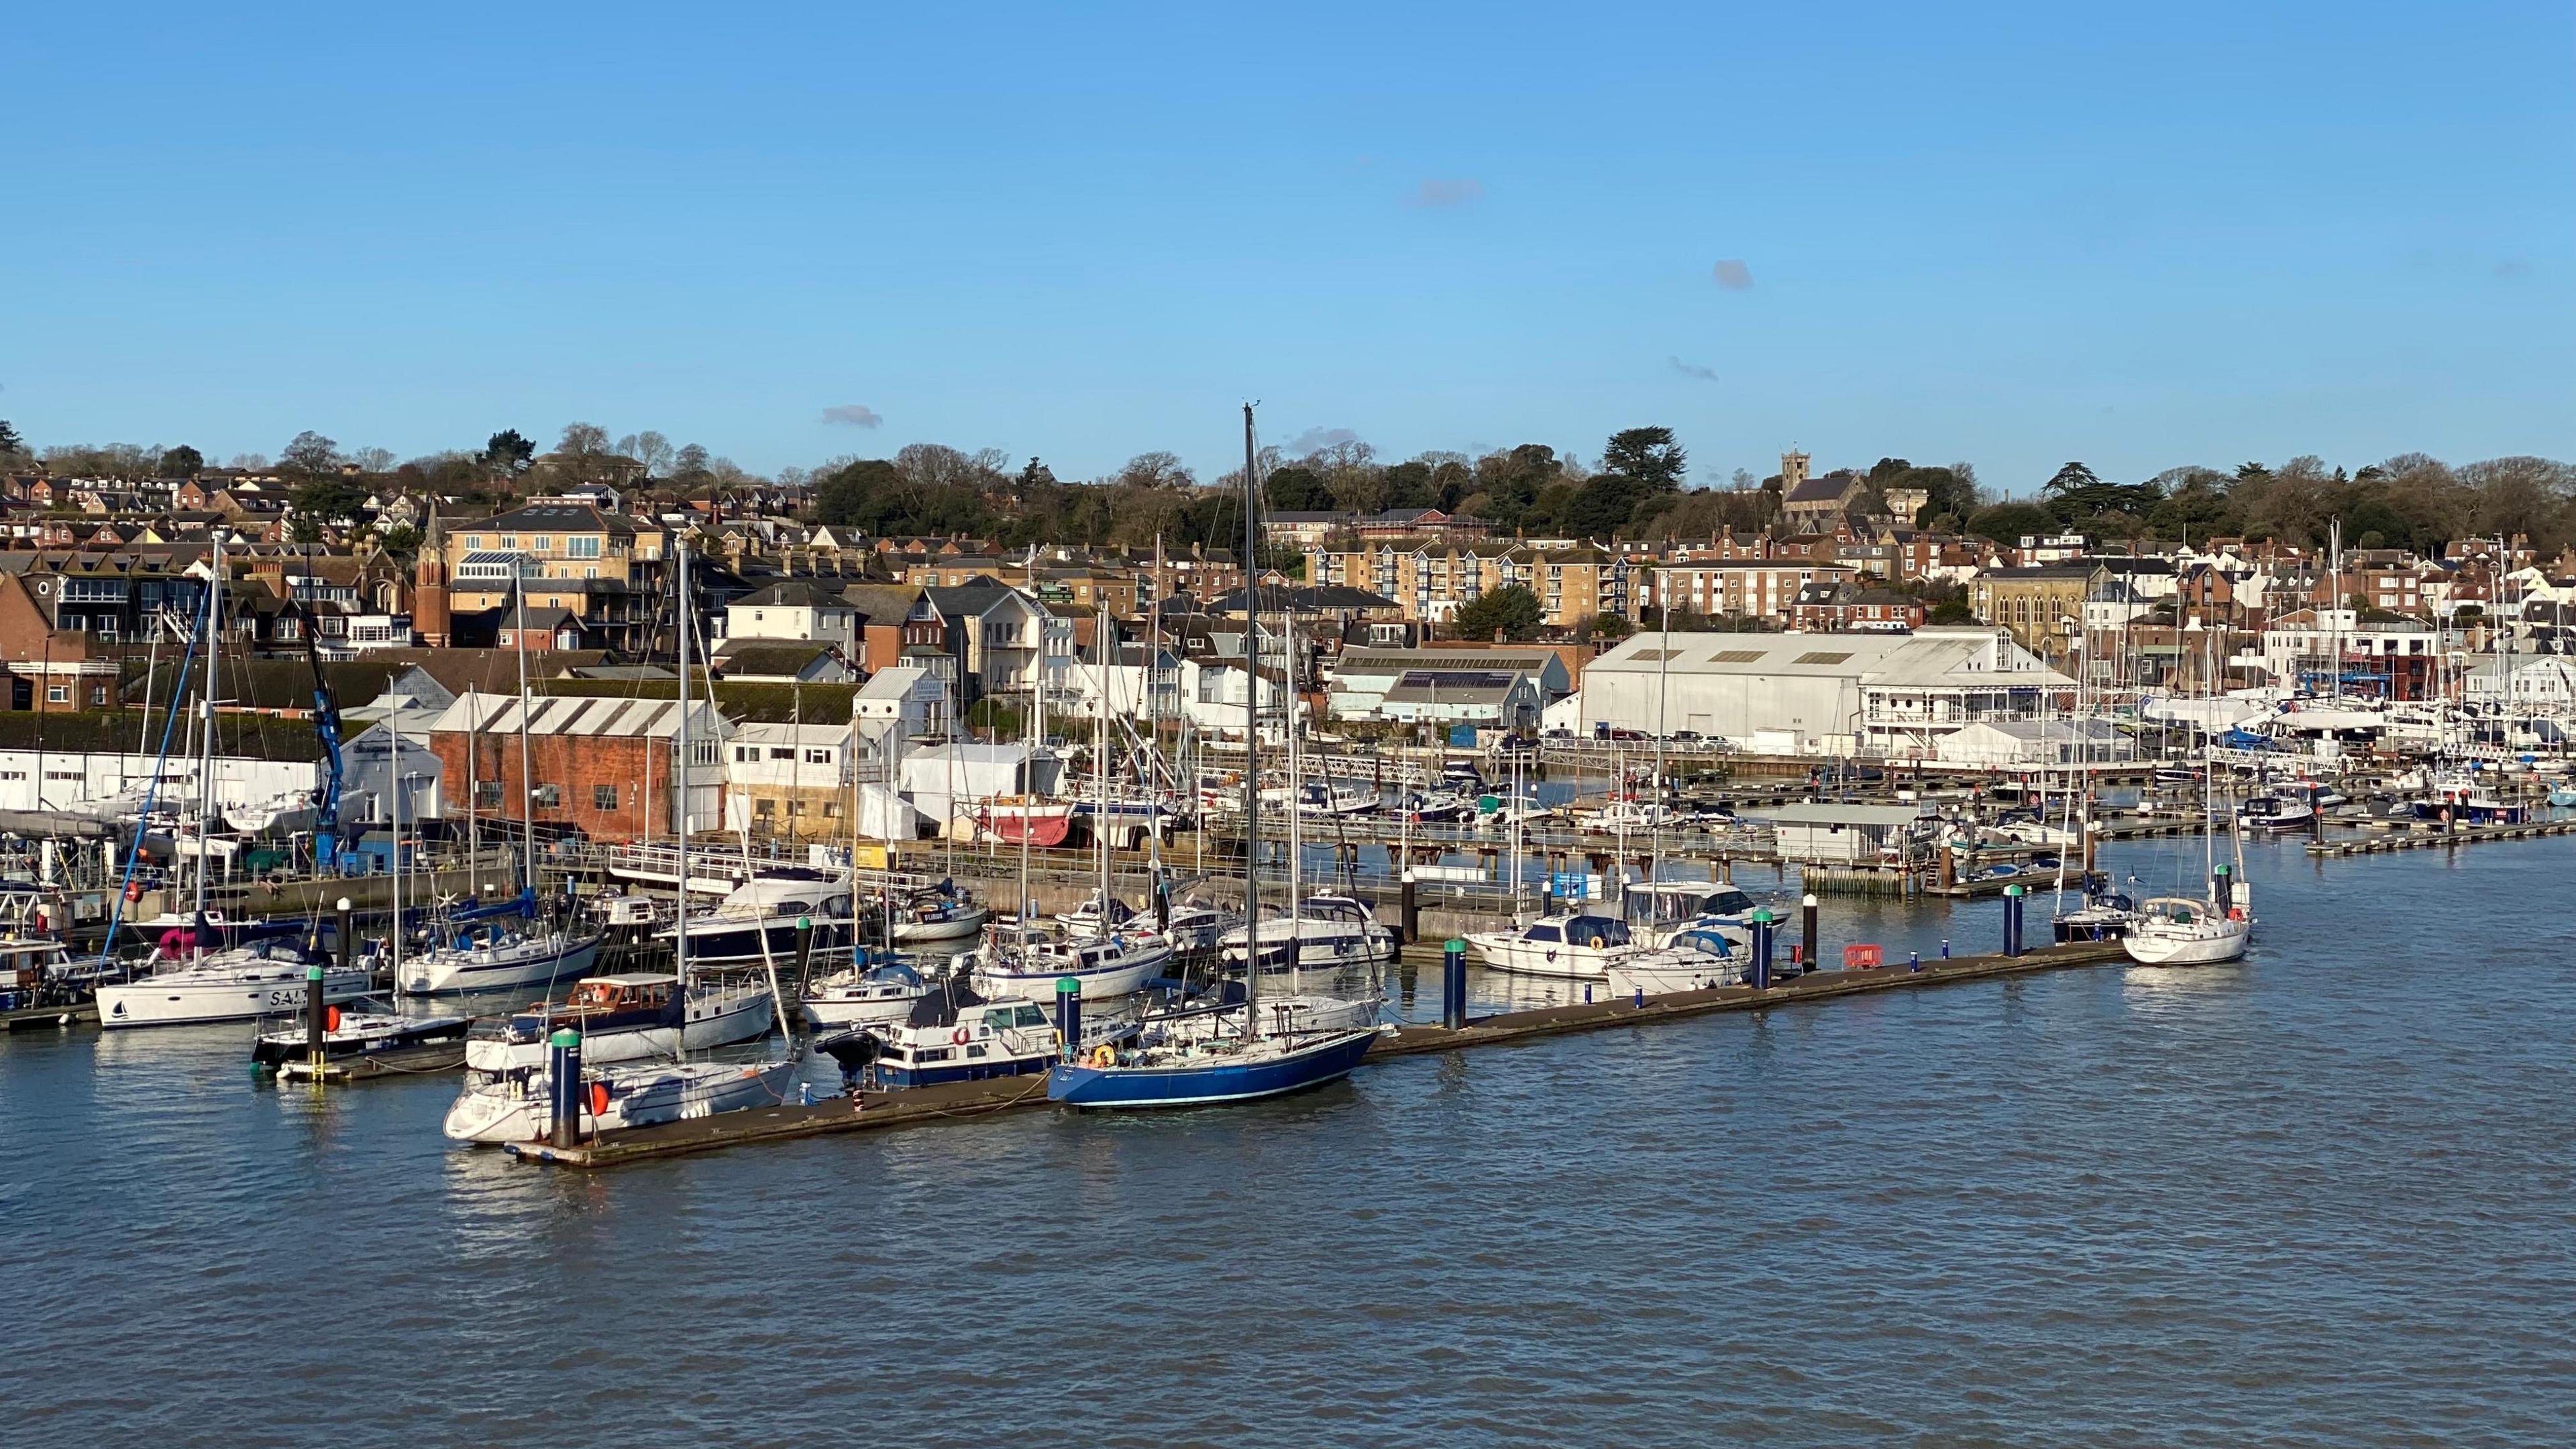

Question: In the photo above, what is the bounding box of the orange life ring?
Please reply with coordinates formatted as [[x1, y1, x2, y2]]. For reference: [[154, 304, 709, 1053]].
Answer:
[[951, 1026, 972, 1046]]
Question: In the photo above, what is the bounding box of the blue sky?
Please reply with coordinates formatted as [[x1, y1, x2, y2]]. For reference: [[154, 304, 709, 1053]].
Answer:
[[3, 3, 2569, 494]]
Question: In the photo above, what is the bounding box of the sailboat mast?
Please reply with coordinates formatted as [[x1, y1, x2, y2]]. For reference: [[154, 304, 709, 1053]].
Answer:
[[1285, 597, 1301, 991], [1239, 405, 1262, 1033], [196, 538, 221, 925], [674, 541, 693, 985], [513, 564, 537, 903], [1095, 602, 1110, 934]]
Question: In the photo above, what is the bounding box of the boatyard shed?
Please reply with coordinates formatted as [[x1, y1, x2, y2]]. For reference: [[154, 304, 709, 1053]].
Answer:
[[1580, 627, 2070, 757], [421, 692, 729, 843], [1762, 802, 1930, 867]]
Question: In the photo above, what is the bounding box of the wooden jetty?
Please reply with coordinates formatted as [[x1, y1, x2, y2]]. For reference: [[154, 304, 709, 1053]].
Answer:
[[502, 937, 2128, 1170], [2, 1000, 97, 1032], [2305, 818, 2576, 857]]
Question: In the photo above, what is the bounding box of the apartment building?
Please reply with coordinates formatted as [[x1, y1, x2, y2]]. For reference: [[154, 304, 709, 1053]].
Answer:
[[1641, 559, 1857, 623]]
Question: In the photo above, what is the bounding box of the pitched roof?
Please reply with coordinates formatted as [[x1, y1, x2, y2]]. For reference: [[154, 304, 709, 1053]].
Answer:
[[732, 579, 851, 610]]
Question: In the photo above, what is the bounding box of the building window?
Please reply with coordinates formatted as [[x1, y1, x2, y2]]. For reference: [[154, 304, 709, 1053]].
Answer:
[[769, 747, 795, 760], [755, 798, 775, 816], [804, 748, 831, 764], [822, 801, 841, 818], [532, 784, 561, 808], [476, 781, 502, 810], [44, 686, 66, 704], [787, 800, 805, 816], [592, 784, 619, 810], [568, 537, 601, 559]]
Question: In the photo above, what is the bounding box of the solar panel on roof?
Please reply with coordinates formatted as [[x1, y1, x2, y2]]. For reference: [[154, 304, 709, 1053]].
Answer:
[[1794, 651, 1853, 665], [1709, 649, 1764, 663]]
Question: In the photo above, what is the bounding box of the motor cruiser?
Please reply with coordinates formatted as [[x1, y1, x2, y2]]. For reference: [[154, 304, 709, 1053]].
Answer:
[[657, 871, 855, 970], [1219, 894, 1397, 973], [1605, 926, 1749, 997], [1621, 880, 1760, 952], [460, 972, 775, 1071], [1464, 911, 1640, 979], [800, 958, 934, 1029], [252, 996, 474, 1073]]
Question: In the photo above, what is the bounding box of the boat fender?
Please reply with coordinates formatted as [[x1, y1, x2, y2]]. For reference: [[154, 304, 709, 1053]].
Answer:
[[588, 1081, 611, 1116], [951, 1026, 972, 1046], [325, 1005, 341, 1033], [124, 879, 143, 904], [2228, 906, 2246, 922]]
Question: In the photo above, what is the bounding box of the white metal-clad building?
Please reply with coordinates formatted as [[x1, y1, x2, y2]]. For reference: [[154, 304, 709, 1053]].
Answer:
[[1933, 718, 2135, 767], [1580, 627, 2072, 758]]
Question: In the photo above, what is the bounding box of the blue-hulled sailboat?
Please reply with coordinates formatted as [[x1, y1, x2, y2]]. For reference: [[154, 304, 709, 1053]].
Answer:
[[1046, 405, 1379, 1111]]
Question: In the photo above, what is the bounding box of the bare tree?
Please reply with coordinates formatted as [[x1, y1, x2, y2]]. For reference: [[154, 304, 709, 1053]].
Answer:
[[557, 422, 610, 457], [351, 446, 397, 474], [1116, 450, 1197, 490], [620, 430, 674, 477], [280, 431, 341, 476]]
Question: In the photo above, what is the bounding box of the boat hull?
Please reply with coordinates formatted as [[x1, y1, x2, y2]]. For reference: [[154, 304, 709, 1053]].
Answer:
[[1048, 1028, 1377, 1108], [891, 908, 989, 944], [2122, 922, 2249, 965], [671, 917, 854, 970], [99, 967, 372, 1028], [401, 933, 603, 996], [443, 1059, 796, 1144]]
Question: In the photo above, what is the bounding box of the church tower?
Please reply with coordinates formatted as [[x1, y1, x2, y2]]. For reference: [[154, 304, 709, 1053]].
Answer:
[[413, 501, 450, 647]]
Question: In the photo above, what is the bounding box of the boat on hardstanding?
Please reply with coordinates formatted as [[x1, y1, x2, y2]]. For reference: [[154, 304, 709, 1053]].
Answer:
[[1047, 405, 1381, 1112], [1464, 910, 1640, 979]]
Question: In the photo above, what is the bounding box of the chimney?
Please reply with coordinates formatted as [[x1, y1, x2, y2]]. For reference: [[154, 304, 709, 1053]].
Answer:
[[1493, 628, 1505, 643]]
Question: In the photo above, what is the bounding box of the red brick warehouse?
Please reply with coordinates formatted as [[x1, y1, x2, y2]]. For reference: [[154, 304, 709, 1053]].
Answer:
[[423, 693, 727, 843]]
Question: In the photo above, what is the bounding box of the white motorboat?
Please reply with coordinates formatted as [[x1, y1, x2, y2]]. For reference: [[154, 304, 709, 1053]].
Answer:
[[1293, 781, 1380, 819], [1051, 891, 1139, 936], [2121, 896, 2251, 965], [1606, 926, 1750, 997], [816, 979, 1123, 1090], [1218, 894, 1397, 973], [252, 997, 473, 1071], [1574, 798, 1672, 835], [399, 922, 604, 996], [800, 959, 934, 1029], [1620, 880, 1760, 952], [974, 930, 1172, 1001], [657, 871, 855, 970], [2235, 794, 2315, 833], [887, 889, 989, 945], [443, 1055, 799, 1144], [1157, 900, 1240, 956], [458, 973, 777, 1073], [97, 942, 372, 1029], [1464, 910, 1640, 979]]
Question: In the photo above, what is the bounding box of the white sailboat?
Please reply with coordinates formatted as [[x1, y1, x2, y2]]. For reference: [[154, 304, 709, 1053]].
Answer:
[[2126, 665, 2251, 967]]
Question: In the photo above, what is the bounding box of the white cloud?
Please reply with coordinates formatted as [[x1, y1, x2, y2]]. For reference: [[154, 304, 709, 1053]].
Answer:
[[821, 404, 883, 427]]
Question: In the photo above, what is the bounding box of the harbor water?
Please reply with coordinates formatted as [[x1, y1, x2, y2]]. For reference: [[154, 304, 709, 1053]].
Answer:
[[5, 834, 2573, 1446]]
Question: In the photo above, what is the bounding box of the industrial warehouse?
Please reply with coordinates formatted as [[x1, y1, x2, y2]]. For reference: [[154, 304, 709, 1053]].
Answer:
[[1576, 625, 2076, 759]]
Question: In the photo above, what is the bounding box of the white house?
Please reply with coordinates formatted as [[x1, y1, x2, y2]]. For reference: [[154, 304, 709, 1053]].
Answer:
[[853, 666, 950, 783], [721, 580, 858, 649], [2465, 654, 2576, 704], [1059, 645, 1181, 721], [1177, 658, 1290, 739]]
